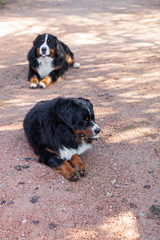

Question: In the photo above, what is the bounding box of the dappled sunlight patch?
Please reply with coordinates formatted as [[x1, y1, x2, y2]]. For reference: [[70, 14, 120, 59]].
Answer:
[[120, 98, 141, 103], [69, 32, 104, 45], [99, 211, 140, 240], [0, 121, 23, 131], [5, 98, 33, 107], [14, 61, 28, 66], [65, 228, 101, 240], [95, 105, 116, 121], [143, 108, 160, 114], [105, 126, 158, 144], [0, 17, 40, 37], [0, 65, 7, 69]]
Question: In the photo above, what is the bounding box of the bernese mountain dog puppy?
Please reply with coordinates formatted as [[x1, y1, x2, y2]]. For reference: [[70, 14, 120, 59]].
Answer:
[[27, 34, 80, 89], [23, 97, 101, 181]]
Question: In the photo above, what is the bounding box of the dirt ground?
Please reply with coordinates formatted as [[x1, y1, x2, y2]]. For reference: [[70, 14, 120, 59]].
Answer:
[[0, 0, 160, 239]]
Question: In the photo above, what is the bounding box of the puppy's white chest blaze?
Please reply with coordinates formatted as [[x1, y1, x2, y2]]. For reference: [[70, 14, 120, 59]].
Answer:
[[59, 142, 92, 161], [37, 57, 55, 79]]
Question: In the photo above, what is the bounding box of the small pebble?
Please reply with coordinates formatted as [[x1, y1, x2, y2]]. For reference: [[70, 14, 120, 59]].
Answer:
[[7, 200, 14, 205], [1, 200, 6, 205], [49, 223, 57, 229], [18, 182, 25, 185], [62, 207, 65, 212], [149, 205, 160, 217], [14, 165, 22, 171], [32, 220, 40, 225], [106, 192, 113, 197], [22, 219, 27, 224], [114, 184, 120, 188], [122, 198, 128, 203], [25, 157, 36, 162], [96, 206, 103, 211], [143, 185, 151, 189], [154, 148, 160, 156], [65, 188, 72, 192], [22, 165, 30, 169], [139, 212, 145, 217], [30, 196, 40, 204], [148, 170, 154, 174], [130, 203, 137, 208], [97, 93, 109, 97], [111, 179, 116, 185]]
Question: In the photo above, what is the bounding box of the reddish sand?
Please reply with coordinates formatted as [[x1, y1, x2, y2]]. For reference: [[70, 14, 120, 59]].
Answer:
[[0, 0, 160, 239]]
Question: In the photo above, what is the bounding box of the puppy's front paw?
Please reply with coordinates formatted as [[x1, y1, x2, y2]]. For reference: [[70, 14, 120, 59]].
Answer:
[[39, 81, 46, 88], [29, 76, 39, 89], [58, 161, 80, 182], [70, 154, 86, 176], [29, 83, 38, 89], [39, 76, 52, 88]]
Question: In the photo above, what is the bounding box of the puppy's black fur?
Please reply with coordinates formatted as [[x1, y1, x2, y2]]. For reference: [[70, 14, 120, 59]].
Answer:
[[23, 97, 100, 181], [27, 34, 80, 88]]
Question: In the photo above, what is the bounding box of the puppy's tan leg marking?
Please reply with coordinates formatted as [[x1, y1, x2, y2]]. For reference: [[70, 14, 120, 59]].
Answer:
[[29, 75, 39, 88], [39, 76, 52, 88]]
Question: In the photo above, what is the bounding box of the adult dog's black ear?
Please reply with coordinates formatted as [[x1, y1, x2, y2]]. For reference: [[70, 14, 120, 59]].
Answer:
[[76, 98, 94, 117], [55, 100, 76, 128]]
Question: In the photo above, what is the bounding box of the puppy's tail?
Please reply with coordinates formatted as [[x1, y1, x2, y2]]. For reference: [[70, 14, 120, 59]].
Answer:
[[65, 52, 80, 69], [73, 62, 81, 69]]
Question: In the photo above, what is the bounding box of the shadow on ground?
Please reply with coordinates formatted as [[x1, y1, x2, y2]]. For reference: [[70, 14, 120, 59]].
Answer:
[[0, 0, 160, 239]]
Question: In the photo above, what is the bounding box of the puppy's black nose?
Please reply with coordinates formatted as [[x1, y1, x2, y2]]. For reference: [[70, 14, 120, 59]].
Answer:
[[42, 47, 46, 53], [94, 127, 101, 135]]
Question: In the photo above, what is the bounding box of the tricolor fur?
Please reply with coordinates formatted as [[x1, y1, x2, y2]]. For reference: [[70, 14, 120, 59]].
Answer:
[[23, 97, 101, 181], [27, 34, 80, 88]]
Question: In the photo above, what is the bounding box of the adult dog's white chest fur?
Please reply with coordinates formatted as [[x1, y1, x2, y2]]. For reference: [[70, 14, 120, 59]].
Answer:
[[37, 57, 55, 79], [59, 142, 92, 161]]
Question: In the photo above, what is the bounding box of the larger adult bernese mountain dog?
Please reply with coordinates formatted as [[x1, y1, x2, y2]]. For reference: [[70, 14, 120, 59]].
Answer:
[[27, 34, 80, 89], [23, 97, 101, 181]]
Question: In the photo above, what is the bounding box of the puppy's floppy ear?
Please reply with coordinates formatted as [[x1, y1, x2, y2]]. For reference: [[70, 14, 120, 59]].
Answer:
[[33, 34, 41, 46], [33, 39, 36, 47], [55, 100, 76, 128], [55, 39, 65, 56], [27, 44, 37, 61], [27, 35, 39, 61]]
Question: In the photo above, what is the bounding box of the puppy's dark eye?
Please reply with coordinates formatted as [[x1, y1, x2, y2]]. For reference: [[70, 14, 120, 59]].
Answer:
[[85, 117, 89, 121], [47, 40, 50, 43], [42, 39, 44, 42]]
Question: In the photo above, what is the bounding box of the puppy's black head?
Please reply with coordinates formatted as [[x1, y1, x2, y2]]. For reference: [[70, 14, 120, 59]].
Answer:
[[33, 34, 62, 58], [55, 98, 101, 140]]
